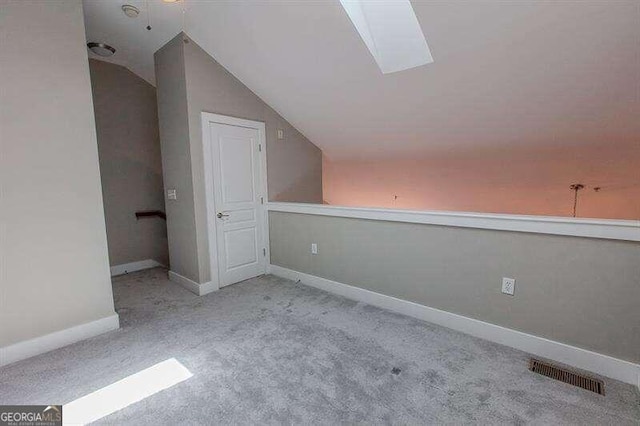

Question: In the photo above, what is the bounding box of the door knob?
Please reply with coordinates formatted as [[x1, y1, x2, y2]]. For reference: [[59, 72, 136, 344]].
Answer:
[[217, 212, 229, 219]]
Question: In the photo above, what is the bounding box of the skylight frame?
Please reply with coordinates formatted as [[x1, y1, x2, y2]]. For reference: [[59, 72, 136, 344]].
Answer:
[[339, 0, 434, 74]]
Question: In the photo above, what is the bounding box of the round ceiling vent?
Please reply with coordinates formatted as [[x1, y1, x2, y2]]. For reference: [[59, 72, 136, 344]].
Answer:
[[121, 4, 140, 18], [87, 42, 116, 57]]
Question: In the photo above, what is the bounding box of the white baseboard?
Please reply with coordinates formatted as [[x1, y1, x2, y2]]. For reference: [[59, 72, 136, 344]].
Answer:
[[0, 314, 120, 368], [269, 264, 640, 387], [168, 270, 217, 296], [110, 259, 166, 277]]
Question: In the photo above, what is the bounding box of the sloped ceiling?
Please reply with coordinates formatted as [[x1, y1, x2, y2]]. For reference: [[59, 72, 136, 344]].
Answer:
[[83, 0, 640, 159], [83, 0, 182, 86]]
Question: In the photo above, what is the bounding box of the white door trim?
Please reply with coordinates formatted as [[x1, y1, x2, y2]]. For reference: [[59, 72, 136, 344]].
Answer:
[[201, 112, 270, 289]]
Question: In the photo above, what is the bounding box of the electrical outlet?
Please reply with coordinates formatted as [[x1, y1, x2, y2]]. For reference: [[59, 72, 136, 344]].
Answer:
[[167, 189, 177, 200], [502, 277, 515, 295], [311, 243, 318, 255], [277, 129, 284, 140]]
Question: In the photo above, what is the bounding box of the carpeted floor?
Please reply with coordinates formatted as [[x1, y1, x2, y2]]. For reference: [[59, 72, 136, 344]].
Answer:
[[1, 268, 638, 424]]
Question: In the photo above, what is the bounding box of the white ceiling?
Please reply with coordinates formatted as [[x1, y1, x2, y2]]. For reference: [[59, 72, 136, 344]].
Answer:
[[83, 0, 640, 159]]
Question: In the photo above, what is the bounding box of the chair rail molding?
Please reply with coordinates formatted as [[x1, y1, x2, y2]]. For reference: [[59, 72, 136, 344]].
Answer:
[[267, 202, 640, 242]]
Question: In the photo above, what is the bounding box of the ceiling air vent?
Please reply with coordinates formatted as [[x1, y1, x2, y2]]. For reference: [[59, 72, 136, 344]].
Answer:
[[529, 358, 604, 395]]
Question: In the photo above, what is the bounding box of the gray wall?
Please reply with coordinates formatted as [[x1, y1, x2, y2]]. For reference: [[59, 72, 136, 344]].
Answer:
[[155, 34, 323, 283], [0, 0, 116, 346], [88, 59, 168, 268], [155, 35, 198, 281], [269, 212, 640, 363]]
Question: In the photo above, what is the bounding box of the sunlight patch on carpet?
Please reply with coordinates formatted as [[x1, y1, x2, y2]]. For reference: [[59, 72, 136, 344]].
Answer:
[[63, 358, 192, 424]]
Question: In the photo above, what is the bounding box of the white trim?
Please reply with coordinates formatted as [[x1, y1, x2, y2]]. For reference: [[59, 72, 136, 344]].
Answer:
[[110, 259, 166, 277], [0, 314, 120, 367], [269, 264, 640, 386], [168, 270, 217, 296], [201, 112, 270, 289], [267, 202, 640, 242]]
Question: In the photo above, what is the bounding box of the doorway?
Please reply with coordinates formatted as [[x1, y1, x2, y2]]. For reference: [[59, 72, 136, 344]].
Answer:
[[201, 113, 269, 288]]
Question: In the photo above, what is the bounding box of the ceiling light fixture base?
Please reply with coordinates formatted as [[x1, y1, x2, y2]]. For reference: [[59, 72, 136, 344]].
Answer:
[[87, 42, 116, 57]]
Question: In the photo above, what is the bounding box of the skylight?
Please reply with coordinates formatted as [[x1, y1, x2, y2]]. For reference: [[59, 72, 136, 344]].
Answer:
[[339, 0, 433, 74]]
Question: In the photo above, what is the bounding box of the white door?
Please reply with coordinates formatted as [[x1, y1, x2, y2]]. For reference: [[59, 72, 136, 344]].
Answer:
[[203, 114, 267, 288]]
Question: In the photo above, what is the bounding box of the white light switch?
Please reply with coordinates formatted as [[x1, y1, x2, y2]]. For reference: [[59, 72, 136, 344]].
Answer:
[[167, 189, 177, 200], [502, 277, 515, 296], [311, 243, 318, 255], [277, 129, 284, 140]]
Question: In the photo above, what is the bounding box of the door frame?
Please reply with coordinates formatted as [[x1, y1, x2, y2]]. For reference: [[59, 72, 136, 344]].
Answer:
[[201, 112, 270, 290]]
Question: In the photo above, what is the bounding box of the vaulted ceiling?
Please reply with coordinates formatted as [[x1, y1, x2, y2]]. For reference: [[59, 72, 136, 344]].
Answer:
[[83, 0, 640, 159]]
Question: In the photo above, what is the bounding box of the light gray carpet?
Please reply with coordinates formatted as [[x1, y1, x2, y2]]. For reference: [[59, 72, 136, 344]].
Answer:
[[1, 268, 638, 424]]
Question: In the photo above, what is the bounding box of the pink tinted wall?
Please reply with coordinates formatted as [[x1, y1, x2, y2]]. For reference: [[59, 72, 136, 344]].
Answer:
[[322, 144, 640, 220]]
